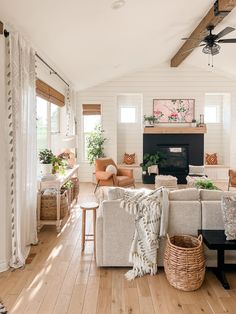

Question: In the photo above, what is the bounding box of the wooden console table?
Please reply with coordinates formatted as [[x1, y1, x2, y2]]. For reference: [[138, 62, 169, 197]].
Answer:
[[37, 165, 79, 232]]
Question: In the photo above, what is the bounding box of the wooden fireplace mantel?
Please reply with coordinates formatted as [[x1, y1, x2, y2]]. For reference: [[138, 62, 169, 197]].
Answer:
[[143, 125, 207, 134]]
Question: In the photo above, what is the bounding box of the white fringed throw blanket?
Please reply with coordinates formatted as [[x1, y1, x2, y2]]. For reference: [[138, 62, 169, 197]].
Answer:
[[120, 188, 169, 280]]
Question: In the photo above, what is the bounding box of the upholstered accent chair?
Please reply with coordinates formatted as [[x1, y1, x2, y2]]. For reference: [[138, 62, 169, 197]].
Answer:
[[94, 158, 135, 192], [228, 169, 236, 190]]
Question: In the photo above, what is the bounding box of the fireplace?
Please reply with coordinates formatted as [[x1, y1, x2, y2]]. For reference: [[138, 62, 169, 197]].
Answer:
[[143, 133, 204, 184]]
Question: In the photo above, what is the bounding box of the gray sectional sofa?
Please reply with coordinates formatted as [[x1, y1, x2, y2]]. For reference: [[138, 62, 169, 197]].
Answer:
[[96, 188, 236, 267]]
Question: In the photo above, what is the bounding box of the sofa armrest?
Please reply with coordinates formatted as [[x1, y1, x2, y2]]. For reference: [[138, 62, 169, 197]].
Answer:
[[117, 168, 133, 178], [96, 199, 135, 267]]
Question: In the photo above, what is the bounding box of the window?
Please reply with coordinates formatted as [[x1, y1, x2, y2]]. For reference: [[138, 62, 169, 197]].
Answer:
[[36, 96, 60, 152], [82, 104, 101, 161], [204, 94, 222, 123], [36, 79, 64, 154], [117, 94, 140, 123], [204, 105, 221, 123], [119, 106, 136, 123]]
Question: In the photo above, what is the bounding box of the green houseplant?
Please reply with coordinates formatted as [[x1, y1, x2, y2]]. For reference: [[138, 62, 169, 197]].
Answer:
[[86, 124, 107, 165], [140, 152, 164, 173], [39, 149, 55, 176], [194, 179, 218, 190], [191, 119, 197, 127], [143, 115, 158, 127]]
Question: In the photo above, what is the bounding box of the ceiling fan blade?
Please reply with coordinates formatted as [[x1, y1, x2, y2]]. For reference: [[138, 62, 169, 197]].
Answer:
[[218, 38, 236, 43], [216, 27, 235, 39], [181, 44, 205, 55], [181, 38, 201, 41]]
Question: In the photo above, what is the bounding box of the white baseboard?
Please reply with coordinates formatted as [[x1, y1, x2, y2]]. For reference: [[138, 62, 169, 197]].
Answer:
[[0, 260, 9, 272]]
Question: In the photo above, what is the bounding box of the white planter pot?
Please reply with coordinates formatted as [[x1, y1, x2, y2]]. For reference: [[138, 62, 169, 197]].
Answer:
[[40, 164, 52, 176], [191, 122, 197, 128]]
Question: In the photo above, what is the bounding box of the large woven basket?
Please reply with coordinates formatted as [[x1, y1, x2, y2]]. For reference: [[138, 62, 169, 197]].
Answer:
[[40, 190, 69, 220], [164, 234, 205, 291]]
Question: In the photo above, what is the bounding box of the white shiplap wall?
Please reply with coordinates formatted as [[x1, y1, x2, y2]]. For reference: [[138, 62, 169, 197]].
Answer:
[[77, 64, 236, 182]]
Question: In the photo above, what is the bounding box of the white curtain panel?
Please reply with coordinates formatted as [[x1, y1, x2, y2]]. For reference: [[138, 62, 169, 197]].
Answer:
[[65, 87, 76, 136], [5, 31, 38, 268]]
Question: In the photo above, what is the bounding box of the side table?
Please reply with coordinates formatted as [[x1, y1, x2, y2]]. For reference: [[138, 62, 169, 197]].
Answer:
[[199, 229, 236, 289]]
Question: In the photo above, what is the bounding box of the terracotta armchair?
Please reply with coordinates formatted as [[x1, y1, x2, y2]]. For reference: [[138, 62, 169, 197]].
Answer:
[[228, 169, 236, 190], [94, 158, 135, 192]]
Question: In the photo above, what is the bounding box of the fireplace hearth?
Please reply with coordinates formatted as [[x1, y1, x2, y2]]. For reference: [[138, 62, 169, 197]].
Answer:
[[143, 133, 204, 184]]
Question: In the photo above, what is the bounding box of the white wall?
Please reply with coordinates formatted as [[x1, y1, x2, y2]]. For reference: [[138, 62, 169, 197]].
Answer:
[[0, 36, 10, 272], [77, 64, 236, 182]]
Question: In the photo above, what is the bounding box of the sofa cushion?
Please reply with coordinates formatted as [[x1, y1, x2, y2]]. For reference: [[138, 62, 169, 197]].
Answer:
[[169, 188, 199, 201], [221, 196, 236, 240], [201, 201, 224, 229], [168, 201, 201, 236], [200, 190, 236, 201]]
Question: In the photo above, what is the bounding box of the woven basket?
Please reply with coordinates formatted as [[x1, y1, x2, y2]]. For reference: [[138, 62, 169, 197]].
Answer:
[[71, 177, 79, 200], [164, 234, 205, 291], [40, 190, 69, 220]]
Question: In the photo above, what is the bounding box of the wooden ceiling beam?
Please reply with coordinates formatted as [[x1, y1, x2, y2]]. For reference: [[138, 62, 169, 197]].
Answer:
[[0, 21, 3, 35], [170, 0, 236, 67], [219, 0, 236, 11]]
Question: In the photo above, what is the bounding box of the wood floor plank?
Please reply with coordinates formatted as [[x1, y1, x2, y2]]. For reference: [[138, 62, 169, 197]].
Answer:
[[0, 182, 236, 314], [111, 269, 125, 314]]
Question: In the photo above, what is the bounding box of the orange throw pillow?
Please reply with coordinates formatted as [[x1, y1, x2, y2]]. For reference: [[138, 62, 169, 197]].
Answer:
[[205, 153, 218, 165], [123, 153, 135, 165]]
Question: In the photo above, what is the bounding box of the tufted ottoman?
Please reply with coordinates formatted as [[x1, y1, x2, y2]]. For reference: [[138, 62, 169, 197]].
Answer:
[[155, 175, 178, 190]]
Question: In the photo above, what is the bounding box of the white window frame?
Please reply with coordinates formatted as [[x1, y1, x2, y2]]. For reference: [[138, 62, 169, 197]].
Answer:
[[36, 96, 61, 150], [118, 104, 137, 123]]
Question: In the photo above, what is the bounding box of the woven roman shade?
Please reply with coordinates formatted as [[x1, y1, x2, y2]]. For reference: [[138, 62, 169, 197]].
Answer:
[[36, 79, 65, 107], [82, 104, 101, 115]]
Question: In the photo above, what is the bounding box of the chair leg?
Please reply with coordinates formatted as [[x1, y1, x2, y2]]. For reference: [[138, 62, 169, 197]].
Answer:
[[94, 180, 100, 193], [228, 180, 230, 191]]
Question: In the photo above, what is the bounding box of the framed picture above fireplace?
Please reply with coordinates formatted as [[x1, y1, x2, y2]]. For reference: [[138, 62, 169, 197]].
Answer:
[[153, 99, 195, 123]]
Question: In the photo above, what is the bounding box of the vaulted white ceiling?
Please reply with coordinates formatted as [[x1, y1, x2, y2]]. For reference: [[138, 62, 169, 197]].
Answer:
[[1, 0, 236, 89]]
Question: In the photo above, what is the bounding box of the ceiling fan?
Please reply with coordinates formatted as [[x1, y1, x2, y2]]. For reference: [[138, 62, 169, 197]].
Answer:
[[182, 25, 236, 64]]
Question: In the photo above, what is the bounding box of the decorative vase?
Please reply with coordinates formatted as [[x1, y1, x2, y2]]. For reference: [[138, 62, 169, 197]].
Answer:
[[40, 164, 52, 176]]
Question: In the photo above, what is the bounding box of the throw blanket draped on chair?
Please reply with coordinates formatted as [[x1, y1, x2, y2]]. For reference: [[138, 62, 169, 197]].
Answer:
[[120, 188, 169, 280]]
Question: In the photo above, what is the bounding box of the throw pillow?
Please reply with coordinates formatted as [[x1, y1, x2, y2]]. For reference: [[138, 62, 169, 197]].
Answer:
[[123, 153, 135, 165], [105, 164, 117, 175], [205, 153, 218, 165], [221, 196, 236, 240], [189, 165, 205, 176]]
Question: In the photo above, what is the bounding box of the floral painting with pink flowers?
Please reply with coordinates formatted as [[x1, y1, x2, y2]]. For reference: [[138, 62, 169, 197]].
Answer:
[[153, 99, 195, 123]]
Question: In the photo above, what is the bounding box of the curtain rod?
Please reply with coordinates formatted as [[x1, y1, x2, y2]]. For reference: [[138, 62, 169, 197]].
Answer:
[[3, 28, 70, 87]]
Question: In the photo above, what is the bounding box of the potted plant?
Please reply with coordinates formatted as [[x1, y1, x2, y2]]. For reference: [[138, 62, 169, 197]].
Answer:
[[140, 152, 165, 183], [143, 115, 158, 127], [39, 149, 55, 176], [194, 179, 218, 190], [191, 119, 197, 127], [87, 124, 107, 165], [52, 156, 67, 175]]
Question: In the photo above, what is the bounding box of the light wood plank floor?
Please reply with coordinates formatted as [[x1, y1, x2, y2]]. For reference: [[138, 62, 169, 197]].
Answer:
[[1, 182, 236, 314]]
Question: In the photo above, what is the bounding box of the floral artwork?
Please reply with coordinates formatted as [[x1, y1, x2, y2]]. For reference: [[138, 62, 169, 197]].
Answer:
[[153, 99, 195, 123]]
